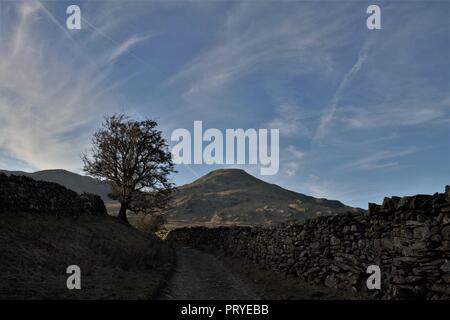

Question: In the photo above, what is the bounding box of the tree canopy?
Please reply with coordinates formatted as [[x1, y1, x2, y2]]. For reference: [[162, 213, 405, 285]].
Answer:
[[82, 114, 175, 223]]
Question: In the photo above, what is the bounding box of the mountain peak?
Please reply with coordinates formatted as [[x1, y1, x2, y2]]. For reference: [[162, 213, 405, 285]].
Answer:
[[190, 168, 261, 188], [209, 168, 246, 173], [165, 169, 359, 227], [203, 168, 252, 178]]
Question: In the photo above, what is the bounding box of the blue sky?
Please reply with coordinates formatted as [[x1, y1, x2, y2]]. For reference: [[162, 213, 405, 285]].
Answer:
[[0, 0, 448, 208]]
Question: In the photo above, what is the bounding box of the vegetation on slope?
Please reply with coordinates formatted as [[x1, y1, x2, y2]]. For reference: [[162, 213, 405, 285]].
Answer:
[[0, 212, 173, 299]]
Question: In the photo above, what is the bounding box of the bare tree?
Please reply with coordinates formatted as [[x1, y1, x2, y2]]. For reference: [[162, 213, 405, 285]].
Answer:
[[82, 114, 175, 224]]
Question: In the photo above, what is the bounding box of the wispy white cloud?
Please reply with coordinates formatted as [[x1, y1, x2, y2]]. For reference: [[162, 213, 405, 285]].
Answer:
[[0, 1, 153, 171], [301, 174, 377, 208], [337, 98, 449, 129], [108, 34, 150, 63], [281, 145, 305, 177], [266, 104, 313, 138], [304, 174, 333, 199], [313, 39, 373, 142], [349, 147, 418, 170], [166, 1, 353, 103]]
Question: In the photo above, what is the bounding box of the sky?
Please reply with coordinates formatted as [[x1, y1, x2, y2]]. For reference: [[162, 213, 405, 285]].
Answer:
[[0, 0, 448, 208]]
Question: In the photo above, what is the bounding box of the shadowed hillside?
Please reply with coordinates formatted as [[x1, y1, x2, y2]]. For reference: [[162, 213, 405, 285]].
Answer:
[[163, 169, 363, 228], [0, 173, 173, 299], [0, 169, 112, 202]]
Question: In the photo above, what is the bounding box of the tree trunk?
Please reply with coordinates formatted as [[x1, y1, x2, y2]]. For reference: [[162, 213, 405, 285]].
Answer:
[[117, 203, 129, 224]]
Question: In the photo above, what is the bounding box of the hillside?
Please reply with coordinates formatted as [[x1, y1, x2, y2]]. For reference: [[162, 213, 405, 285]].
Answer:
[[163, 169, 362, 228], [0, 169, 112, 202], [0, 173, 173, 299]]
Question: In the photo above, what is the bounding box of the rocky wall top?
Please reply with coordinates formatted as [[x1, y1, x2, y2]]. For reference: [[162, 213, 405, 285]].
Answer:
[[0, 173, 107, 216]]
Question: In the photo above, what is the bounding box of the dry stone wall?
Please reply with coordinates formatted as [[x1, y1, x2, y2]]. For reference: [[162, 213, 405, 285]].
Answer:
[[0, 173, 107, 216], [168, 187, 450, 299]]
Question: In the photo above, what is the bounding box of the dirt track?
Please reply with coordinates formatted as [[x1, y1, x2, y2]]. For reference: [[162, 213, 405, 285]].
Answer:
[[160, 246, 260, 300]]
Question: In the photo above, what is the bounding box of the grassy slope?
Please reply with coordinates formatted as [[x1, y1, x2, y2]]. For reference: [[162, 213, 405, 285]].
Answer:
[[0, 212, 173, 299]]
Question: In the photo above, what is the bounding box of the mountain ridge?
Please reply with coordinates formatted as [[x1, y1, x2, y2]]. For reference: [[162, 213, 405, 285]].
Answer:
[[163, 168, 363, 227]]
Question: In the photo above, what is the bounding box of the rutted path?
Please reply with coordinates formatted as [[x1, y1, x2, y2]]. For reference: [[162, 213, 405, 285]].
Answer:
[[160, 246, 260, 300]]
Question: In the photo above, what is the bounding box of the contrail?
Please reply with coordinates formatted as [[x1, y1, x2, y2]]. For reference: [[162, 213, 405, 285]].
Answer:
[[38, 1, 74, 41], [313, 39, 373, 143]]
